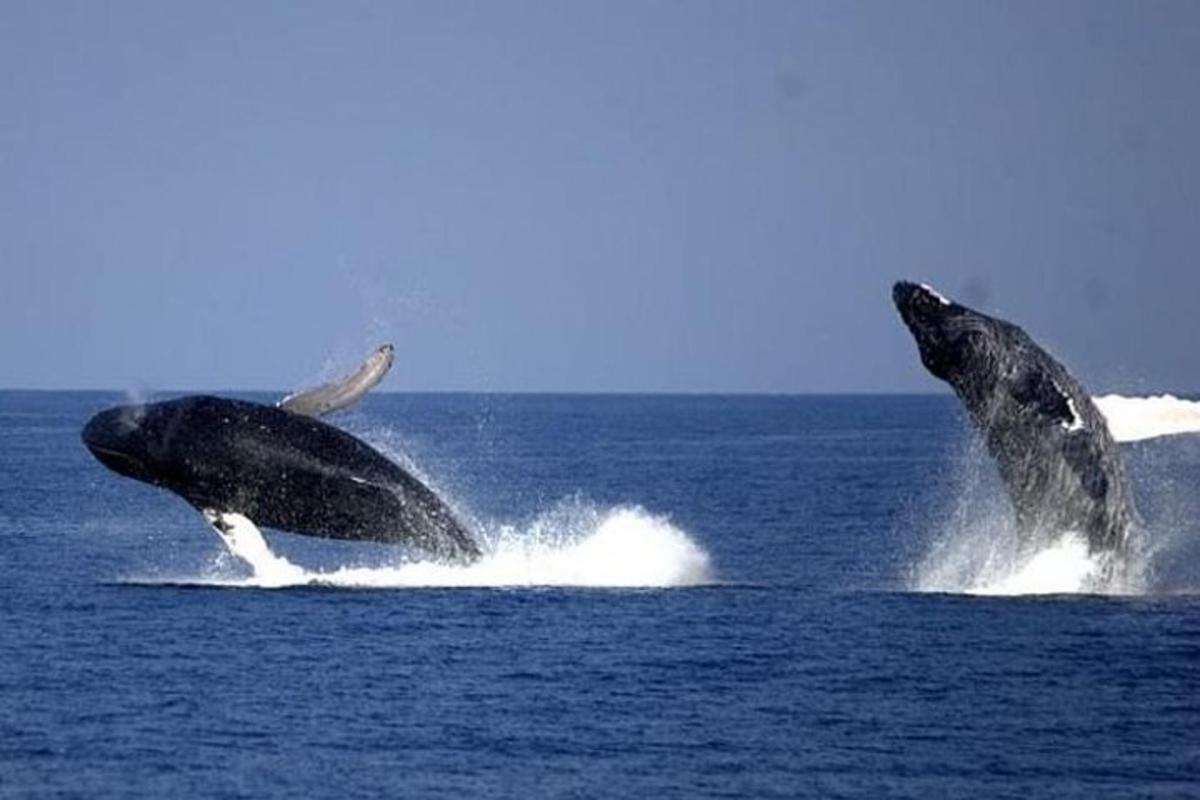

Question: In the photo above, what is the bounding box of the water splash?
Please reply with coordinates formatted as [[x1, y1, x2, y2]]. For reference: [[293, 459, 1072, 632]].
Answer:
[[905, 437, 1144, 596], [910, 518, 1133, 596], [977, 536, 1103, 595], [153, 501, 712, 590]]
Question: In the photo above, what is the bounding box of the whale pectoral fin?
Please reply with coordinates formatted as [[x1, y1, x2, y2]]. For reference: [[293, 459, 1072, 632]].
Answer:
[[201, 508, 307, 582], [279, 344, 394, 418], [1093, 394, 1200, 443], [1009, 370, 1079, 430], [203, 508, 257, 550]]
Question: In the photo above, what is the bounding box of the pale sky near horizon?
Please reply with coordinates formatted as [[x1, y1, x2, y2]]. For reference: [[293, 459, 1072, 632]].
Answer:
[[3, 1, 1198, 393]]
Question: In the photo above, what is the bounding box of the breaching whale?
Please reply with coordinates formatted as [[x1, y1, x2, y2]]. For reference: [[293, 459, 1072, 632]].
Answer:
[[81, 345, 480, 564], [892, 281, 1135, 556]]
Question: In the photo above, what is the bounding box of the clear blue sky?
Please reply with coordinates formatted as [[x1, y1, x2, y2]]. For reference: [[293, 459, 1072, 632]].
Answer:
[[3, 1, 1198, 393]]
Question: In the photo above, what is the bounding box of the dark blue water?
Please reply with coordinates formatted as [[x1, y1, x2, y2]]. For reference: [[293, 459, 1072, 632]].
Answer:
[[3, 392, 1199, 798]]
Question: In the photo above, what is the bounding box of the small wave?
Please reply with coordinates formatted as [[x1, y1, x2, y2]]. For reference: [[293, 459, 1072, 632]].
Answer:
[[133, 502, 713, 590], [1094, 394, 1200, 443]]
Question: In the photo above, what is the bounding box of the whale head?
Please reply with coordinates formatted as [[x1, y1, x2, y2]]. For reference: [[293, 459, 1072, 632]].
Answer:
[[891, 281, 1009, 387], [81, 401, 186, 489]]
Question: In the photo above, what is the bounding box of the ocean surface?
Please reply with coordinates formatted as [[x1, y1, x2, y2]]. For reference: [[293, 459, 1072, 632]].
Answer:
[[3, 391, 1199, 798]]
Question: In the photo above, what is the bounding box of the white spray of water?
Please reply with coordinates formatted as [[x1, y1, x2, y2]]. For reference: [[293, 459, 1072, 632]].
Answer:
[[977, 536, 1101, 595], [911, 518, 1131, 596], [174, 502, 711, 590], [907, 442, 1147, 597], [1094, 394, 1200, 443]]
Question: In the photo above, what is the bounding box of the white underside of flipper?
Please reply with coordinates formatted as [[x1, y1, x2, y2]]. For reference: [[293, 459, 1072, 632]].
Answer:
[[1093, 394, 1200, 443], [278, 343, 394, 418], [202, 509, 306, 585]]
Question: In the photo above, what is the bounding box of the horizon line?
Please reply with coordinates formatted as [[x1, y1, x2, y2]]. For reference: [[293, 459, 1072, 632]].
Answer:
[[1, 386, 960, 398], [2, 386, 1194, 399]]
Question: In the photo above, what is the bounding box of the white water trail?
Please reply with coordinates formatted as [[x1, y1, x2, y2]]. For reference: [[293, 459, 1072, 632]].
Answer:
[[180, 502, 711, 590], [1094, 394, 1200, 443]]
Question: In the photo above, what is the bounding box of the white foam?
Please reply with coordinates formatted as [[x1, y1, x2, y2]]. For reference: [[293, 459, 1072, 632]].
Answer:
[[1094, 394, 1200, 442], [911, 524, 1128, 596], [964, 535, 1101, 595], [906, 463, 1141, 597], [177, 503, 712, 590]]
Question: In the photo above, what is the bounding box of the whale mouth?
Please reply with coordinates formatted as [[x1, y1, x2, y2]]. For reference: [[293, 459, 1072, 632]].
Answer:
[[82, 407, 154, 480], [83, 441, 149, 478]]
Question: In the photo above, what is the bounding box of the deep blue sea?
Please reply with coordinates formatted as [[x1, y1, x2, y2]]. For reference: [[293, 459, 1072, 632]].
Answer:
[[3, 392, 1200, 798]]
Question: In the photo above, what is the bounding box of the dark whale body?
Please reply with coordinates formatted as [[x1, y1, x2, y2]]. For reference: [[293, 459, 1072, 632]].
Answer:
[[893, 281, 1134, 555], [82, 395, 480, 563]]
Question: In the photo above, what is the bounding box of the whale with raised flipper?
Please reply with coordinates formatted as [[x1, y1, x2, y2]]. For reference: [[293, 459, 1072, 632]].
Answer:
[[81, 345, 480, 565]]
